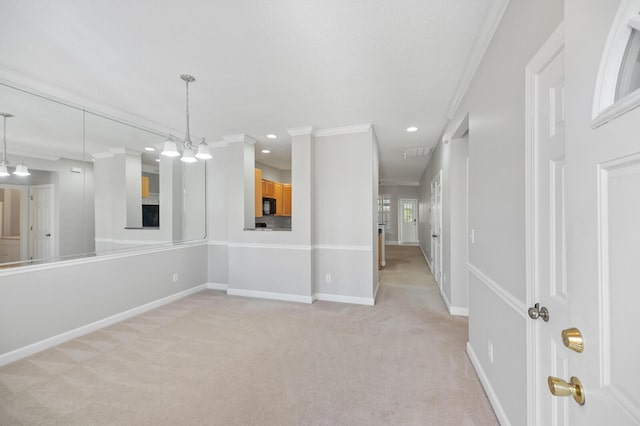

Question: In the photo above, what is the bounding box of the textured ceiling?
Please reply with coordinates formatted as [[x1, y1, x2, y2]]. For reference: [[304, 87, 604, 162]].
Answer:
[[0, 0, 493, 185]]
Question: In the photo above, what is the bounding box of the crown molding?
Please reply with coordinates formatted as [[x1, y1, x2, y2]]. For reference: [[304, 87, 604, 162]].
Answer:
[[446, 0, 510, 119], [0, 66, 174, 138], [315, 123, 372, 137], [223, 134, 256, 144], [286, 126, 316, 137]]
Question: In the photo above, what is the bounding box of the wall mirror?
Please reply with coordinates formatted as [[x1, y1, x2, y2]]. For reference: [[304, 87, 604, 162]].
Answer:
[[249, 136, 292, 231], [0, 81, 207, 270]]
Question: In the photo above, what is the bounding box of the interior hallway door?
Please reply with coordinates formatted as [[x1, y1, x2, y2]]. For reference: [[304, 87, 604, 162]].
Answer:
[[399, 198, 417, 243], [29, 185, 56, 260], [430, 172, 442, 286]]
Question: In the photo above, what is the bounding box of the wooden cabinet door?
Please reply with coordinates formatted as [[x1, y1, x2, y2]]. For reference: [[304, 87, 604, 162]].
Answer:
[[274, 182, 283, 215], [262, 179, 275, 198], [283, 184, 292, 216], [141, 176, 150, 198], [255, 168, 263, 218]]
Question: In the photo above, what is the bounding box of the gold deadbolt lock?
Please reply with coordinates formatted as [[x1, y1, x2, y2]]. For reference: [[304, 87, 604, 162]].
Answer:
[[561, 327, 584, 353], [548, 376, 585, 406]]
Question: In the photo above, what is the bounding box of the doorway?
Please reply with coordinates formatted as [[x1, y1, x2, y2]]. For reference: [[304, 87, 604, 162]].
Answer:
[[398, 198, 417, 244]]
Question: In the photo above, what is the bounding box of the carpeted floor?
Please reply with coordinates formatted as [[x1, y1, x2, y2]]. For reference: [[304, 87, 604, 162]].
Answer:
[[0, 245, 498, 425]]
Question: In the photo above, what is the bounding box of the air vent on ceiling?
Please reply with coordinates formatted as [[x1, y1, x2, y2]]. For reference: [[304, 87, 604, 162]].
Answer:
[[403, 147, 432, 159]]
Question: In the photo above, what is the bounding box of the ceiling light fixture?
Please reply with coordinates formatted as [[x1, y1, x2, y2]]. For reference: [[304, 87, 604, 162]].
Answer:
[[406, 126, 418, 132], [261, 149, 271, 154], [144, 147, 155, 152], [266, 134, 277, 139], [0, 113, 29, 177], [161, 74, 211, 162]]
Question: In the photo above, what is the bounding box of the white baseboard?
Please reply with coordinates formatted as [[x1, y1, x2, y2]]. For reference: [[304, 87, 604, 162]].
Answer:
[[226, 288, 313, 304], [450, 306, 469, 316], [0, 284, 208, 367], [313, 293, 375, 306], [385, 240, 399, 245], [206, 282, 228, 291], [419, 244, 433, 272], [439, 286, 469, 317], [466, 342, 510, 425]]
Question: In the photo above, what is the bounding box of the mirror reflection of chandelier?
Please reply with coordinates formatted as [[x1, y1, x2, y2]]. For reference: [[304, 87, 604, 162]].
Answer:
[[0, 112, 30, 177], [161, 74, 211, 162]]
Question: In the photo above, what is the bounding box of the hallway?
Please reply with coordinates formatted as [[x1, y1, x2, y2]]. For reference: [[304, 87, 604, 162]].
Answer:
[[0, 246, 497, 425]]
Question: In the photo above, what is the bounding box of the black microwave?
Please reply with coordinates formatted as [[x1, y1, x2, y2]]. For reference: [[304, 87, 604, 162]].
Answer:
[[263, 197, 276, 215]]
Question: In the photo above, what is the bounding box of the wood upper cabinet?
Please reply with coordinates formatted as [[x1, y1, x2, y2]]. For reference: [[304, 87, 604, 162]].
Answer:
[[255, 168, 263, 218], [262, 179, 274, 198], [283, 184, 292, 216], [274, 182, 283, 215], [141, 176, 150, 198]]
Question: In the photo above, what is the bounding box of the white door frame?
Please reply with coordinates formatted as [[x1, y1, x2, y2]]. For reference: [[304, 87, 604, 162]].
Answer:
[[525, 22, 565, 426], [398, 198, 418, 244]]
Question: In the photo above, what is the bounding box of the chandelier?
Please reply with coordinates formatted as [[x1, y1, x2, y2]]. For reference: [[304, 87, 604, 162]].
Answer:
[[0, 112, 30, 177], [161, 74, 211, 162]]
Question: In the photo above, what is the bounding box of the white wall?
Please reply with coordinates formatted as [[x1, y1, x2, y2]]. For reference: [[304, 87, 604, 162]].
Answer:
[[378, 185, 420, 244], [207, 127, 378, 304], [0, 243, 208, 361], [256, 161, 291, 184], [421, 0, 563, 423]]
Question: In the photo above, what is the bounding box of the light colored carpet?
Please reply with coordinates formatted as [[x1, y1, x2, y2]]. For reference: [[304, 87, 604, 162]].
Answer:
[[0, 245, 498, 425]]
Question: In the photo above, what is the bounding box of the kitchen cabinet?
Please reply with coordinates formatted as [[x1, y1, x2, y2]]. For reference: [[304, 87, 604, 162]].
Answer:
[[262, 179, 274, 198], [255, 168, 263, 218], [274, 182, 283, 215], [141, 176, 150, 198], [283, 184, 292, 216]]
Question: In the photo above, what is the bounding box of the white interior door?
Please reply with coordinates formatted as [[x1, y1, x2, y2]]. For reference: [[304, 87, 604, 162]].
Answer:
[[399, 198, 417, 243], [526, 26, 569, 425], [430, 173, 442, 286], [29, 185, 56, 260]]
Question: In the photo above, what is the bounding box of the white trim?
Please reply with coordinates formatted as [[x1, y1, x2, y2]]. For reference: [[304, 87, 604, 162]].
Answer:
[[227, 288, 313, 304], [592, 0, 640, 126], [286, 126, 316, 137], [207, 240, 229, 246], [592, 89, 640, 128], [0, 284, 208, 367], [223, 134, 256, 144], [209, 140, 228, 148], [0, 66, 174, 137], [446, 0, 511, 119], [437, 286, 468, 317], [313, 293, 375, 306], [468, 262, 527, 319], [94, 238, 172, 245], [419, 243, 433, 273], [227, 242, 312, 251], [315, 123, 372, 137], [384, 240, 400, 245], [0, 241, 207, 277], [467, 342, 511, 426], [524, 23, 564, 426], [206, 282, 229, 291], [373, 281, 380, 304], [313, 244, 372, 251]]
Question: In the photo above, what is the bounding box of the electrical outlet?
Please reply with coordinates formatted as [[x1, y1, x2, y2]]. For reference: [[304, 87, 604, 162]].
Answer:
[[325, 273, 332, 283], [172, 273, 179, 283], [488, 340, 494, 363]]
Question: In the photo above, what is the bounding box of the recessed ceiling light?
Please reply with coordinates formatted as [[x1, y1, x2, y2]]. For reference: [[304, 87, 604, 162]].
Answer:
[[266, 134, 277, 139], [155, 159, 160, 162], [261, 149, 271, 154], [406, 126, 418, 132], [91, 158, 95, 162], [145, 147, 155, 151]]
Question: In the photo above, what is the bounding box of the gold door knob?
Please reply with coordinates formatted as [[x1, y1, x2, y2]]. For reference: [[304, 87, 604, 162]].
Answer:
[[561, 327, 584, 353], [548, 376, 585, 405]]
